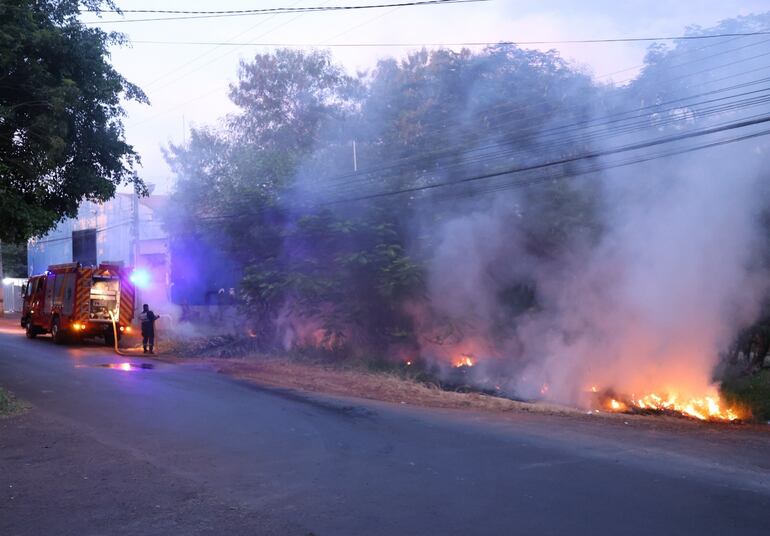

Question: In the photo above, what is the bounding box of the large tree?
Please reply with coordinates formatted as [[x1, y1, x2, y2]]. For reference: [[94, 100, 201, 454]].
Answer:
[[164, 47, 602, 354], [0, 0, 146, 243]]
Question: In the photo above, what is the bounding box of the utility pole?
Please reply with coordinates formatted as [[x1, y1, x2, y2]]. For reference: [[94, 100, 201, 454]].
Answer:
[[131, 182, 140, 320], [0, 239, 5, 317], [352, 140, 358, 172]]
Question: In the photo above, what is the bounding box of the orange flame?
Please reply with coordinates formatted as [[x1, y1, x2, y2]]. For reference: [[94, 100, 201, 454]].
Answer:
[[630, 392, 740, 421], [596, 389, 741, 421], [453, 356, 474, 368]]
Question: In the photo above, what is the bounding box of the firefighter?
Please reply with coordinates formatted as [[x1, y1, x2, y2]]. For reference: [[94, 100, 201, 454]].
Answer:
[[140, 303, 158, 354]]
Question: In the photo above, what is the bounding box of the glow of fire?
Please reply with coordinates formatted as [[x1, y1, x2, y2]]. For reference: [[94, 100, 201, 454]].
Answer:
[[453, 356, 474, 368], [595, 389, 741, 421], [631, 392, 739, 421]]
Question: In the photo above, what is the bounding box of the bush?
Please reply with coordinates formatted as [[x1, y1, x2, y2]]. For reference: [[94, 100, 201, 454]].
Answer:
[[721, 370, 770, 421]]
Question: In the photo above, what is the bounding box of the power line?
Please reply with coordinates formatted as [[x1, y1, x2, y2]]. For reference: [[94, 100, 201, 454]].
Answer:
[[190, 109, 770, 222], [142, 0, 315, 91], [140, 0, 305, 89], [29, 221, 132, 246], [128, 31, 770, 47], [430, 125, 770, 204], [327, 113, 770, 204], [303, 63, 770, 193], [81, 0, 484, 24], [176, 74, 770, 217]]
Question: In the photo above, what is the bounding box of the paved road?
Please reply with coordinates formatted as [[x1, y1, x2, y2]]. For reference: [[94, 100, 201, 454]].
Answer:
[[1, 320, 770, 535]]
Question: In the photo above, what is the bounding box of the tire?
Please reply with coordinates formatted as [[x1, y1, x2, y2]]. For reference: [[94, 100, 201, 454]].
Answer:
[[25, 322, 37, 339], [20, 316, 27, 329], [51, 318, 66, 345]]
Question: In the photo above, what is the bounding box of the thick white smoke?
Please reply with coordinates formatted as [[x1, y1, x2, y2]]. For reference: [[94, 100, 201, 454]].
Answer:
[[424, 143, 769, 406]]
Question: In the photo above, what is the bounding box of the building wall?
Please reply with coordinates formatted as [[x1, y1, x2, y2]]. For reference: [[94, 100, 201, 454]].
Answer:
[[28, 194, 167, 273], [27, 194, 172, 317]]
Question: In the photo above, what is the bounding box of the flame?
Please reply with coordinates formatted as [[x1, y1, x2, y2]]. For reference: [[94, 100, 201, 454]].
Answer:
[[630, 392, 740, 421], [453, 356, 474, 367], [597, 389, 741, 421]]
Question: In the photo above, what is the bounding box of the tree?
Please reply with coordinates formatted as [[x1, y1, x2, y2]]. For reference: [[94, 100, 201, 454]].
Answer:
[[165, 46, 607, 355], [0, 241, 26, 277], [0, 0, 147, 243]]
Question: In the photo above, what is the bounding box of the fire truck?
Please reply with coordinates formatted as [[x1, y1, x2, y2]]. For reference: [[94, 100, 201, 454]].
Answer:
[[20, 262, 135, 345]]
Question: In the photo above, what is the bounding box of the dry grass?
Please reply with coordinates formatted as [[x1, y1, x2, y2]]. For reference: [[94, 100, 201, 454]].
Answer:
[[203, 356, 580, 415]]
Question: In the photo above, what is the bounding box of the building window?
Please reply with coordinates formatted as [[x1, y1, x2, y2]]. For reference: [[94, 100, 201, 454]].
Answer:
[[72, 229, 97, 266]]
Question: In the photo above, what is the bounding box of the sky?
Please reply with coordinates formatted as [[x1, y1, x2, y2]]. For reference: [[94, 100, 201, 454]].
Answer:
[[82, 0, 770, 193]]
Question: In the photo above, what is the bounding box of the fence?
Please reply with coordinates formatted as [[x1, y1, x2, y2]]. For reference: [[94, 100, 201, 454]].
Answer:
[[2, 278, 26, 313]]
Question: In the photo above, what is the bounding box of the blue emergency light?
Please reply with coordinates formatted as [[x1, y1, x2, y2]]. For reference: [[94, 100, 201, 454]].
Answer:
[[129, 268, 151, 289]]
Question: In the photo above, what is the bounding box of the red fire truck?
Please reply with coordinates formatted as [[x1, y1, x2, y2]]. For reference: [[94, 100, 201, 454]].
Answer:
[[21, 262, 135, 345]]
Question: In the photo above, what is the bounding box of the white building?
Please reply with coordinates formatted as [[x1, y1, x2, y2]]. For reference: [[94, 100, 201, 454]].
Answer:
[[27, 192, 172, 315]]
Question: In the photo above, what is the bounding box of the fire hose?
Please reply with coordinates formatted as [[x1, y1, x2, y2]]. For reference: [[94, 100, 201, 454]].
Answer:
[[108, 310, 161, 357], [107, 310, 127, 356]]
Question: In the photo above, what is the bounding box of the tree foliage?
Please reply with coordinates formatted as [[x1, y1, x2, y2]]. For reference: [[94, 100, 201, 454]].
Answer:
[[165, 18, 770, 355], [0, 0, 146, 242], [165, 45, 606, 354]]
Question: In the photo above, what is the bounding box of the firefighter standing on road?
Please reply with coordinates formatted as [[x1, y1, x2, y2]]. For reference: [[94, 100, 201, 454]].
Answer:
[[140, 303, 158, 354]]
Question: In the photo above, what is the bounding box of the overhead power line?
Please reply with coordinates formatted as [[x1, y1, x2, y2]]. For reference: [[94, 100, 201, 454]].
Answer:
[[81, 0, 484, 24], [326, 113, 770, 205], [128, 31, 770, 47]]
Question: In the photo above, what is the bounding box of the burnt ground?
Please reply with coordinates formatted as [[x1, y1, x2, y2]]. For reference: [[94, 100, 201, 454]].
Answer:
[[1, 316, 770, 535]]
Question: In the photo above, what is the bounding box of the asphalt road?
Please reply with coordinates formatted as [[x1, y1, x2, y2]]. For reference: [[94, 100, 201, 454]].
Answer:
[[1, 319, 770, 536]]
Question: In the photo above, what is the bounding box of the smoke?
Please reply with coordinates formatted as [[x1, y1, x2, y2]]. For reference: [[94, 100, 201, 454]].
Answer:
[[164, 14, 770, 407], [422, 124, 769, 406]]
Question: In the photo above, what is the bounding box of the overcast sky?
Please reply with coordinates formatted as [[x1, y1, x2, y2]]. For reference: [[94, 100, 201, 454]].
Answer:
[[82, 1, 769, 193]]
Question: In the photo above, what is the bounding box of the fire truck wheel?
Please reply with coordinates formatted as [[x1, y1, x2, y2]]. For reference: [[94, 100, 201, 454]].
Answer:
[[51, 318, 66, 345], [25, 322, 37, 339]]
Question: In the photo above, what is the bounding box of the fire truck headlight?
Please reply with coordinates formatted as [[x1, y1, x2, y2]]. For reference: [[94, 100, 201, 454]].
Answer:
[[119, 326, 125, 332], [125, 326, 132, 333]]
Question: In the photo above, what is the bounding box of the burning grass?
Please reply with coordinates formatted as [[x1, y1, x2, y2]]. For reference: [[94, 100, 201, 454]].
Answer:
[[159, 334, 766, 423], [591, 387, 746, 422]]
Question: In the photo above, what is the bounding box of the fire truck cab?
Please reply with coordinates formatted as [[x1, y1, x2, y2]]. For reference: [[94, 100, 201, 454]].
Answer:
[[21, 262, 135, 345]]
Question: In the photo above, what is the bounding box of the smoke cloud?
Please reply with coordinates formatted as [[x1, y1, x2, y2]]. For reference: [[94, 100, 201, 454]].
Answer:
[[422, 128, 769, 406]]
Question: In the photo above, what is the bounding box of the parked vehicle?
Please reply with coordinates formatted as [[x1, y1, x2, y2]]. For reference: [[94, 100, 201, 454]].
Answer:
[[21, 262, 135, 345]]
